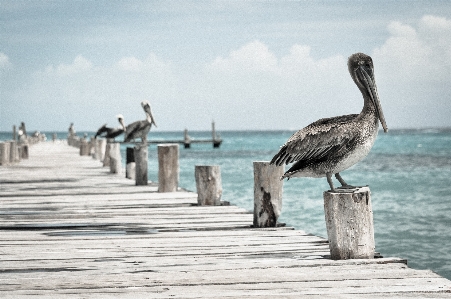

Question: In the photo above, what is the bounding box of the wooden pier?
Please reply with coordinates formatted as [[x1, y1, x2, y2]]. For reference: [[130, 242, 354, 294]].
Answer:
[[0, 141, 450, 298]]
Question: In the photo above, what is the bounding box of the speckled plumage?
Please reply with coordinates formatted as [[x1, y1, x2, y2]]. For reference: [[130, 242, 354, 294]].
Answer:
[[124, 101, 157, 143], [270, 53, 388, 191], [94, 115, 126, 140]]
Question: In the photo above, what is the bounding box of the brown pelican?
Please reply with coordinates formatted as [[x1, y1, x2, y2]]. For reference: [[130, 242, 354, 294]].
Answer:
[[124, 101, 157, 143], [94, 114, 126, 139], [270, 53, 388, 192]]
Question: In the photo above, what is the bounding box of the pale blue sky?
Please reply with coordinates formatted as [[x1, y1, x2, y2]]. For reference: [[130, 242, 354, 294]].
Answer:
[[1, 1, 451, 131]]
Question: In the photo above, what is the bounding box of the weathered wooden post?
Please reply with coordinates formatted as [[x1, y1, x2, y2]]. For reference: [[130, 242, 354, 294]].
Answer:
[[79, 139, 90, 156], [109, 143, 122, 174], [103, 142, 111, 167], [158, 144, 179, 192], [253, 161, 284, 228], [92, 138, 100, 160], [323, 186, 375, 260], [195, 165, 222, 205], [0, 142, 10, 165], [13, 125, 17, 141], [9, 141, 20, 163], [98, 139, 106, 162], [126, 147, 137, 180]]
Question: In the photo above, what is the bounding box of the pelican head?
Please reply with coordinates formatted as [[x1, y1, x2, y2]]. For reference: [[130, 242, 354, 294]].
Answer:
[[116, 114, 126, 130], [141, 100, 157, 127], [348, 53, 388, 133]]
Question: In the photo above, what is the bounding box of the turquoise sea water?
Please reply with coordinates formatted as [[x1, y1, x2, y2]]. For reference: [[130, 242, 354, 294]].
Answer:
[[1, 129, 451, 280]]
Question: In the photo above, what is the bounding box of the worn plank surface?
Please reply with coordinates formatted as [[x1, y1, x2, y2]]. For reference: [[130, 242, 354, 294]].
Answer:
[[0, 141, 450, 298]]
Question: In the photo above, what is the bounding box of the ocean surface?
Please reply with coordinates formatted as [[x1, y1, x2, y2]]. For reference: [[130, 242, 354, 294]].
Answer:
[[1, 128, 451, 280]]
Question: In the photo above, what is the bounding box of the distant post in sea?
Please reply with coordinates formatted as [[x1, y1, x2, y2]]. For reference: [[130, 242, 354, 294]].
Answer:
[[323, 186, 375, 260]]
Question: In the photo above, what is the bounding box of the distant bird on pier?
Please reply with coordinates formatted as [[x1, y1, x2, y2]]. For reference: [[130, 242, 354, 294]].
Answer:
[[270, 53, 388, 192], [94, 114, 126, 140], [124, 101, 157, 143]]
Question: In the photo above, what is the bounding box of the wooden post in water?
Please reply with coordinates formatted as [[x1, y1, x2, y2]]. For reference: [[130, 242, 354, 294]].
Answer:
[[158, 144, 179, 192], [253, 161, 284, 228], [0, 142, 10, 165], [109, 143, 122, 174], [323, 186, 375, 260], [125, 147, 137, 182], [195, 165, 222, 206], [212, 121, 221, 148], [184, 129, 191, 149]]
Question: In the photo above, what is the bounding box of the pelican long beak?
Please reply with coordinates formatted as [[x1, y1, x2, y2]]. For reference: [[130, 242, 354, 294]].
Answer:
[[358, 65, 388, 133], [118, 118, 126, 130], [143, 103, 157, 127]]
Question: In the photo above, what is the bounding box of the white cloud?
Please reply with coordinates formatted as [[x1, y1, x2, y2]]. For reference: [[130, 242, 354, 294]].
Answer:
[[208, 41, 347, 80], [24, 52, 177, 130], [116, 53, 172, 73], [373, 15, 451, 83], [117, 56, 143, 71], [44, 55, 93, 76], [0, 52, 11, 70], [204, 41, 354, 129], [210, 40, 278, 72], [372, 15, 451, 128]]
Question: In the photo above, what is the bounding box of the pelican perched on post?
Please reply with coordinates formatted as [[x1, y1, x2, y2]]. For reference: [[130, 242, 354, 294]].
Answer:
[[94, 114, 126, 139], [124, 101, 157, 143], [270, 53, 388, 192]]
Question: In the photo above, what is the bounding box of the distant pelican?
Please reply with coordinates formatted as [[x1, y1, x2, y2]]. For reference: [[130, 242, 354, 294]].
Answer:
[[124, 101, 157, 143], [94, 114, 126, 139], [270, 53, 388, 192]]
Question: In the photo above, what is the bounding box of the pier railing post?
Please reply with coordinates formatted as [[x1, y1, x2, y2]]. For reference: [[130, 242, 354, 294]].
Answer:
[[323, 186, 375, 260], [109, 143, 122, 174], [103, 141, 111, 167], [92, 138, 101, 160], [195, 165, 222, 205], [10, 141, 20, 163], [80, 139, 90, 156], [90, 137, 97, 159], [0, 142, 10, 165], [134, 146, 148, 184], [253, 161, 284, 228], [98, 139, 106, 162], [158, 144, 179, 192]]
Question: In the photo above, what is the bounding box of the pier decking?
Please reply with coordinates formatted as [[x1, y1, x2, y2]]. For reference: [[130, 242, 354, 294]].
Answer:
[[1, 142, 450, 298]]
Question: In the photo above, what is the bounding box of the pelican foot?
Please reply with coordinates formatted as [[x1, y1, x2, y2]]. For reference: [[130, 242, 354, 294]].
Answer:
[[332, 185, 367, 193], [338, 184, 357, 189], [329, 188, 358, 193]]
